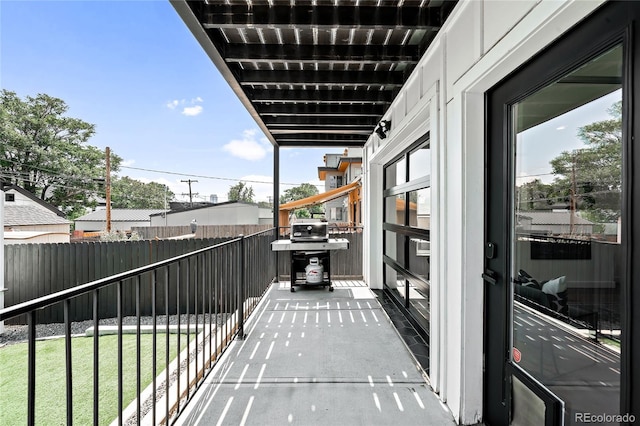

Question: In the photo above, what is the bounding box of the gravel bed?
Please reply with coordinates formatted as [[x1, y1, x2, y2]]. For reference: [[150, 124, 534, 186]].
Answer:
[[0, 314, 223, 346]]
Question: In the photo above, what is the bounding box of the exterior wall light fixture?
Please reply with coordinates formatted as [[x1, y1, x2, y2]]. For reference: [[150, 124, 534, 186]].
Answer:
[[375, 120, 391, 139]]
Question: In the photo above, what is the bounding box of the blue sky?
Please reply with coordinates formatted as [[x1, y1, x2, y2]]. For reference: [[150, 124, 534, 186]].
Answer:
[[517, 89, 621, 185], [1, 0, 345, 203]]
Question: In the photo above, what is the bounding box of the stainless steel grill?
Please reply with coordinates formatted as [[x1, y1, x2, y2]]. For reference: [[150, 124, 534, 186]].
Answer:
[[273, 223, 349, 292], [290, 222, 329, 242]]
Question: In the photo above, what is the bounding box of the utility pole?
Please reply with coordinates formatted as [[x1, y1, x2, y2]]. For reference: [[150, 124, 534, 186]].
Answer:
[[570, 159, 576, 235], [181, 179, 198, 207], [164, 186, 168, 227], [569, 149, 583, 236], [106, 147, 112, 233]]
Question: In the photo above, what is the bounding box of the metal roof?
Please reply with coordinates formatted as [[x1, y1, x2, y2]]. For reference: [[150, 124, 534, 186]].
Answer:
[[75, 209, 167, 222], [518, 211, 594, 226], [171, 0, 458, 148]]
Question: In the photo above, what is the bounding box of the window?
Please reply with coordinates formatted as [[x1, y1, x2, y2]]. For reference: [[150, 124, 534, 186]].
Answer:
[[329, 175, 343, 189]]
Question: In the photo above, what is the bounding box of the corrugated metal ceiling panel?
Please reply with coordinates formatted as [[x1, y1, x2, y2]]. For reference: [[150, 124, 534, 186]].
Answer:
[[172, 0, 458, 147]]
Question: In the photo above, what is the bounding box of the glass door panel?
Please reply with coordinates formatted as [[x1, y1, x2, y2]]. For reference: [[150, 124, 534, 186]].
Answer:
[[383, 137, 431, 338], [511, 45, 622, 425]]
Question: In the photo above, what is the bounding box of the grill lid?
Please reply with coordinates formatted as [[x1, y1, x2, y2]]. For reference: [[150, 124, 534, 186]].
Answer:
[[291, 221, 329, 242]]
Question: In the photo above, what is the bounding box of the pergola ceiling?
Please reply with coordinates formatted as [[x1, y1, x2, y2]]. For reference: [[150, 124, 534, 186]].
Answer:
[[172, 0, 458, 148]]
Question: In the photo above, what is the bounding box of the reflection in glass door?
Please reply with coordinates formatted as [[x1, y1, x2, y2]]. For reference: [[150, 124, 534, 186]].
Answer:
[[511, 45, 622, 425]]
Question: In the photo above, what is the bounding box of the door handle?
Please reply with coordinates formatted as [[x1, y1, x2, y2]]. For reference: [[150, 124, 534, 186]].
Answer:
[[482, 269, 497, 285]]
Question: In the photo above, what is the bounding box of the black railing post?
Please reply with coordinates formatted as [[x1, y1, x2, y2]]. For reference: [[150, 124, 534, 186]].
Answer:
[[27, 311, 36, 426], [151, 270, 157, 425], [165, 266, 170, 424], [117, 281, 123, 426], [64, 299, 73, 424], [239, 234, 245, 339], [93, 290, 99, 426], [135, 276, 141, 425]]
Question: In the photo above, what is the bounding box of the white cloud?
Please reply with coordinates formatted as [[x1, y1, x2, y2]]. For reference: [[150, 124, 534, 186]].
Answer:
[[166, 97, 204, 116], [222, 129, 273, 161], [516, 172, 540, 186], [182, 105, 203, 116], [121, 159, 136, 167], [556, 125, 566, 130]]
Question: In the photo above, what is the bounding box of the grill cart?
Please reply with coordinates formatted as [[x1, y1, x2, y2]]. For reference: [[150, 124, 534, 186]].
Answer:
[[272, 222, 349, 292]]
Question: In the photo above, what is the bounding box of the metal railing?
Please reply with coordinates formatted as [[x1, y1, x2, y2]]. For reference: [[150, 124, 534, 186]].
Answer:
[[0, 228, 277, 426]]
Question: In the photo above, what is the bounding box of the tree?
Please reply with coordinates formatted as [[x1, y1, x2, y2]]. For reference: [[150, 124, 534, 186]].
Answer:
[[0, 90, 122, 218], [280, 183, 323, 218], [228, 181, 255, 203], [516, 179, 556, 211], [111, 176, 174, 209], [549, 100, 622, 223]]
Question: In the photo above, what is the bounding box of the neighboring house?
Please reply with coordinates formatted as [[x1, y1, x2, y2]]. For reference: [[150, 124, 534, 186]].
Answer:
[[149, 201, 272, 227], [517, 211, 594, 236], [3, 185, 71, 244], [75, 209, 166, 232], [317, 148, 362, 223]]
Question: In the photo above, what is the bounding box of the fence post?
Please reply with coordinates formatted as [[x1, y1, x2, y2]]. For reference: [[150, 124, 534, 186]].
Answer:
[[238, 234, 245, 339]]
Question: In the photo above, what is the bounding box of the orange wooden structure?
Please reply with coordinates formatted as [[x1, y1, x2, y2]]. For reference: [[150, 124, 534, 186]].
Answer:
[[279, 178, 361, 229]]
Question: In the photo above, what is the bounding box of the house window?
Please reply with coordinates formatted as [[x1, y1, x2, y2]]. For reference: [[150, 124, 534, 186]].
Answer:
[[5, 193, 15, 202], [329, 176, 340, 189]]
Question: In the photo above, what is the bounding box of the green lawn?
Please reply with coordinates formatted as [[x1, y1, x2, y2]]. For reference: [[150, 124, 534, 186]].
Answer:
[[0, 333, 191, 425]]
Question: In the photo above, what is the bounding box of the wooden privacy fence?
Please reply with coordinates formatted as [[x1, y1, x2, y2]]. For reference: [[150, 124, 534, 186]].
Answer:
[[133, 224, 272, 239], [3, 228, 363, 324], [3, 238, 229, 324]]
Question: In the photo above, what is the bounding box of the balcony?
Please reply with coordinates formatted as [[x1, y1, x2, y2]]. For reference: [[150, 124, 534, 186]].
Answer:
[[0, 228, 453, 425], [173, 280, 453, 425]]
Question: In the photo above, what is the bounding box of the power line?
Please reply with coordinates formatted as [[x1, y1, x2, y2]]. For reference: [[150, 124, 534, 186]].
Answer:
[[120, 165, 318, 187], [0, 172, 172, 206], [1, 158, 104, 186], [3, 157, 325, 189]]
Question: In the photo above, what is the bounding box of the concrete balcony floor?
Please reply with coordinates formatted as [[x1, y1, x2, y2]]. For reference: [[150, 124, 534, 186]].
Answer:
[[175, 281, 455, 425]]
